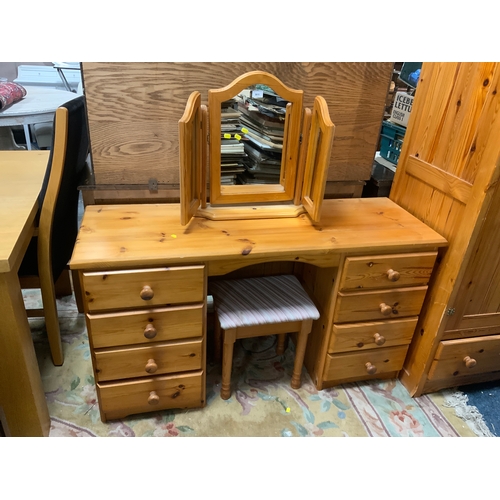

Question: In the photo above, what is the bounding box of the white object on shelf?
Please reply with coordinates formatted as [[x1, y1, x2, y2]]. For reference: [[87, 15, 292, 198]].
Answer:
[[375, 152, 397, 172]]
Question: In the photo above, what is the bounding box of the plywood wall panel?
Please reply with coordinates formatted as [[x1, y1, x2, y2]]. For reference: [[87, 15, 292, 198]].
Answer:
[[87, 122, 179, 185], [82, 62, 392, 189]]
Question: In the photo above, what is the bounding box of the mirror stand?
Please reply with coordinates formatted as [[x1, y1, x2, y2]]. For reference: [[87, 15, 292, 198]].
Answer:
[[179, 70, 335, 225]]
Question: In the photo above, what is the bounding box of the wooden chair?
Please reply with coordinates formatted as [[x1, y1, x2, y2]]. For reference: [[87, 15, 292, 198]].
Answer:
[[210, 274, 320, 400], [0, 127, 26, 150], [18, 95, 89, 366]]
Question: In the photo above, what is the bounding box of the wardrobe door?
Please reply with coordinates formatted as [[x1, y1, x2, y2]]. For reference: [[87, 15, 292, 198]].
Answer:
[[179, 91, 206, 226], [301, 96, 335, 223], [444, 182, 500, 336]]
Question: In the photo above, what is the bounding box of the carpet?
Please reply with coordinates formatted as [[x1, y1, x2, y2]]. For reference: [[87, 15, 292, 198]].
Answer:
[[25, 289, 477, 437], [462, 381, 500, 436], [445, 381, 500, 437]]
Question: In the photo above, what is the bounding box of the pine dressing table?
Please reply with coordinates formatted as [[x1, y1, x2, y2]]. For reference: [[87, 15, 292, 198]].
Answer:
[[70, 198, 447, 421], [71, 71, 448, 422]]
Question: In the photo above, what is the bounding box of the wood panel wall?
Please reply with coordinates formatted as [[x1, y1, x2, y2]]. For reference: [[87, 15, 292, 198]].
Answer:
[[82, 62, 392, 202]]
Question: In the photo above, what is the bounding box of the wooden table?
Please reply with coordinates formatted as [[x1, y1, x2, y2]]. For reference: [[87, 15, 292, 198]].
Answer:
[[0, 150, 51, 437], [0, 86, 77, 150]]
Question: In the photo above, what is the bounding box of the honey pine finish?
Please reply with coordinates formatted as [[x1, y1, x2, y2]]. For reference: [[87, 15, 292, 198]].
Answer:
[[70, 199, 446, 421], [179, 71, 334, 225], [390, 62, 500, 396]]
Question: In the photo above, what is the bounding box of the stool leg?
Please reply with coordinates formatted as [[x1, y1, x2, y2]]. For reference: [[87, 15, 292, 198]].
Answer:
[[291, 319, 313, 389], [221, 328, 237, 400], [276, 333, 287, 355], [214, 313, 222, 364]]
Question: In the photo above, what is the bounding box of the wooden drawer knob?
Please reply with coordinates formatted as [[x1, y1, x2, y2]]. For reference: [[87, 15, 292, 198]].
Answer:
[[143, 323, 157, 339], [379, 303, 393, 316], [365, 362, 377, 375], [140, 285, 154, 301], [463, 356, 477, 369], [386, 269, 400, 282], [145, 358, 158, 374], [373, 333, 386, 346], [148, 391, 160, 405]]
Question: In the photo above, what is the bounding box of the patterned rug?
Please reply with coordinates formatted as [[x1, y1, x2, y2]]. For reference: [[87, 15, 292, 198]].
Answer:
[[25, 289, 479, 437]]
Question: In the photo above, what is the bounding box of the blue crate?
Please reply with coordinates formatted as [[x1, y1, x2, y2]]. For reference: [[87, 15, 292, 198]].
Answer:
[[399, 62, 422, 88], [379, 120, 406, 165]]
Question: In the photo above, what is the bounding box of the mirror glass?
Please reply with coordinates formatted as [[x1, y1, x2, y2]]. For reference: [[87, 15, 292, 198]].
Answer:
[[220, 84, 289, 187]]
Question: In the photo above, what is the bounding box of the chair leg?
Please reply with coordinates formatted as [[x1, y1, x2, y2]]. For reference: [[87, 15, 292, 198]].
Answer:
[[290, 319, 313, 389], [54, 268, 73, 298], [0, 127, 26, 150], [221, 328, 236, 400], [276, 333, 287, 355], [39, 269, 64, 366]]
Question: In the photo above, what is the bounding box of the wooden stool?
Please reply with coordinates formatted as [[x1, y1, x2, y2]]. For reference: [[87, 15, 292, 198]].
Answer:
[[210, 274, 320, 400]]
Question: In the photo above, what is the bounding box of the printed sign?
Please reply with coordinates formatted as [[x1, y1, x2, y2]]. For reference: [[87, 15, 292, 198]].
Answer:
[[390, 92, 414, 128]]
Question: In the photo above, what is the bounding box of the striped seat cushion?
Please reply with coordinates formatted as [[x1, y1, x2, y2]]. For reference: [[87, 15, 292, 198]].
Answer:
[[210, 274, 320, 330]]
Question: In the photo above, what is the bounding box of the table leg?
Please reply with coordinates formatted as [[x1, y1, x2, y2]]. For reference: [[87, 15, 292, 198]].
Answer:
[[23, 125, 32, 150], [56, 68, 73, 92], [0, 270, 50, 436]]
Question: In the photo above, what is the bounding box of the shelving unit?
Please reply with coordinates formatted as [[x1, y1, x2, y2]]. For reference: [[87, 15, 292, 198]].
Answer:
[[367, 62, 422, 198]]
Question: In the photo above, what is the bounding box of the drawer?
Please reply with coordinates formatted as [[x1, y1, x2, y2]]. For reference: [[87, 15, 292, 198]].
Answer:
[[428, 334, 500, 380], [334, 286, 428, 323], [338, 252, 437, 291], [87, 303, 204, 349], [94, 338, 203, 382], [329, 317, 418, 353], [323, 345, 409, 382], [82, 265, 205, 312], [98, 370, 204, 420]]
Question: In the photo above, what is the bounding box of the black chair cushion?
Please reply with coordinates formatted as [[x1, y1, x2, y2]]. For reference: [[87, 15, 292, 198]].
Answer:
[[18, 95, 89, 282]]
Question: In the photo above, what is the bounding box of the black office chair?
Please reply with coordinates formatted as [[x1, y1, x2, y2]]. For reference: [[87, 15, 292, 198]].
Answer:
[[18, 95, 89, 366]]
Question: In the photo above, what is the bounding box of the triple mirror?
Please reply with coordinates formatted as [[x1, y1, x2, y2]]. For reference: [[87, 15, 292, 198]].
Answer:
[[179, 71, 335, 225]]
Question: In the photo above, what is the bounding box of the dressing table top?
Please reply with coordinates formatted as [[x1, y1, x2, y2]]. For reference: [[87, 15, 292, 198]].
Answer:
[[70, 198, 447, 273]]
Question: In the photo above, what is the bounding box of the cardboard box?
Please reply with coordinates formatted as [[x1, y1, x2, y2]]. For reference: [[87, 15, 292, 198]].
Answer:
[[389, 91, 414, 128]]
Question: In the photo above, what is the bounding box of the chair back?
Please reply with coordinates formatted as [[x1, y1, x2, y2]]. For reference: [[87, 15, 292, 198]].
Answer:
[[43, 95, 89, 280], [19, 95, 89, 280]]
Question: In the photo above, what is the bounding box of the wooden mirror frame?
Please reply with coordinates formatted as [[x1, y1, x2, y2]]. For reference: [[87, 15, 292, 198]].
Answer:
[[301, 96, 335, 222], [179, 71, 335, 226], [208, 71, 303, 206], [179, 91, 207, 225]]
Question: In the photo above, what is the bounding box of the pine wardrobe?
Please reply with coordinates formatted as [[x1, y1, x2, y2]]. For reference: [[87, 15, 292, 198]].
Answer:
[[390, 62, 500, 396]]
